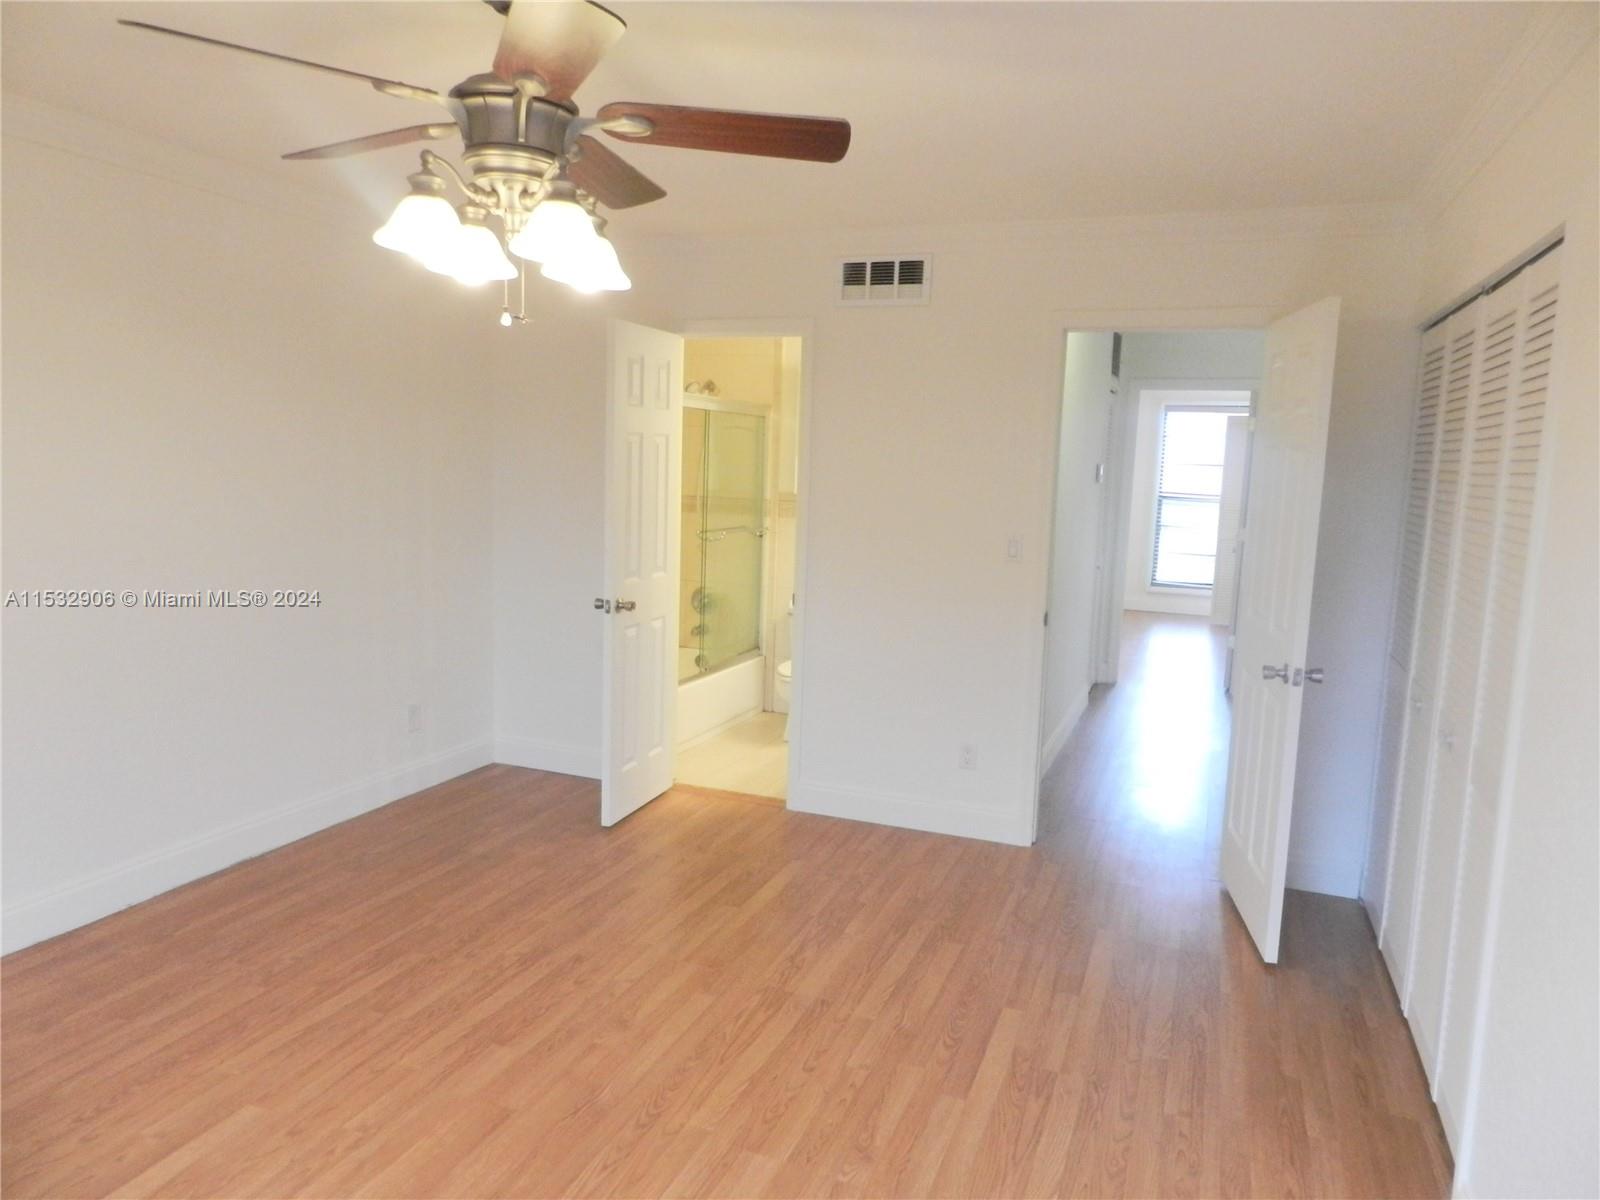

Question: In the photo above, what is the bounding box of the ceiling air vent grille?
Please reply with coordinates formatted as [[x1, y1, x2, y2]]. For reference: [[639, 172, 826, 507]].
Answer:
[[839, 256, 931, 306]]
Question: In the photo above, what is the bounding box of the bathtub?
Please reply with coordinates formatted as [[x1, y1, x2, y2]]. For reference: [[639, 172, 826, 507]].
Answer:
[[677, 652, 765, 747]]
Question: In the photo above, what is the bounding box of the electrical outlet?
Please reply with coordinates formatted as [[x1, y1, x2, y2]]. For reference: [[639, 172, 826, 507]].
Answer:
[[1006, 535, 1022, 561], [407, 703, 423, 734], [958, 743, 977, 770]]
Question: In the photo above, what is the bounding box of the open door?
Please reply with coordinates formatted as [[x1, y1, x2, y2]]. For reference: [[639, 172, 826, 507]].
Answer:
[[600, 320, 684, 826], [1220, 297, 1341, 963]]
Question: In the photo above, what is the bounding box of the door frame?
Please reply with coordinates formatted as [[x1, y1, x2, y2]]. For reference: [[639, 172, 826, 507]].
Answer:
[[1028, 306, 1276, 841], [680, 317, 815, 804]]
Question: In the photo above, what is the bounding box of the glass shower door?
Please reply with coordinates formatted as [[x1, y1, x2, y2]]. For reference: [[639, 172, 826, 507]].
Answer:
[[679, 408, 709, 681], [699, 411, 765, 672]]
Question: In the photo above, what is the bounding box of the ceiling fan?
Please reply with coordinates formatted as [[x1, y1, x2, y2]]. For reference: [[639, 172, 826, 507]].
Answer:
[[119, 2, 851, 320]]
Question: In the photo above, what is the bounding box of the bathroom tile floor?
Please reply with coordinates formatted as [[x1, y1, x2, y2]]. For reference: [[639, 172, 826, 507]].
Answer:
[[675, 711, 789, 800]]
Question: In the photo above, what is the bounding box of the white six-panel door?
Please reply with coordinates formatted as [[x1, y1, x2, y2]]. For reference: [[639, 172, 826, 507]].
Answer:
[[1220, 296, 1341, 964], [601, 320, 684, 826]]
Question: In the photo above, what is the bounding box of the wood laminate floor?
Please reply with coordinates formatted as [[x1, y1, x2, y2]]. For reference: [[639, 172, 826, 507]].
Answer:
[[1, 614, 1451, 1198]]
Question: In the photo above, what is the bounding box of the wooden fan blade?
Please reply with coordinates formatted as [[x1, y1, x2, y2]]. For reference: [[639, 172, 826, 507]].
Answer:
[[493, 1, 624, 103], [596, 103, 850, 163], [567, 136, 666, 209], [283, 123, 459, 161], [117, 20, 443, 105]]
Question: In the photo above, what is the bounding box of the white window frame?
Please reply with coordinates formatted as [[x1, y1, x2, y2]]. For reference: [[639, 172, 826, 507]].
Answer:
[[1148, 400, 1248, 592]]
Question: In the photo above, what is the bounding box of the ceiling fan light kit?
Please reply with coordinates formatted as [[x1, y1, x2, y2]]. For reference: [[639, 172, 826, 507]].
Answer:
[[508, 183, 596, 264], [119, 1, 851, 323], [370, 170, 461, 262]]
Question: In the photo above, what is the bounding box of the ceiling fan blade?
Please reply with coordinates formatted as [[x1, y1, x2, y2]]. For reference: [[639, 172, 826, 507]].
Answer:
[[282, 123, 459, 161], [493, 1, 624, 103], [117, 20, 444, 105], [595, 103, 850, 163], [567, 136, 666, 209]]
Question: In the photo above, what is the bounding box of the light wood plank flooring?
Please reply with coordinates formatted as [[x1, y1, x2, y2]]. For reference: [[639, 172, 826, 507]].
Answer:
[[1, 614, 1450, 1197]]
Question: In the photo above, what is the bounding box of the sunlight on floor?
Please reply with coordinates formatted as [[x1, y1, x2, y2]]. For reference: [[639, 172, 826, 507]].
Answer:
[[1123, 616, 1228, 833], [676, 711, 789, 800]]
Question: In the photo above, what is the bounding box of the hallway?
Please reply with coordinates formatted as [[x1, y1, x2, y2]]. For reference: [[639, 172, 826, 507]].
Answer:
[[1039, 611, 1229, 875]]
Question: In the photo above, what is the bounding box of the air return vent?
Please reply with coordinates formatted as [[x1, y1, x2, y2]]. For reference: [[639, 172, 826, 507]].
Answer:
[[838, 256, 931, 306]]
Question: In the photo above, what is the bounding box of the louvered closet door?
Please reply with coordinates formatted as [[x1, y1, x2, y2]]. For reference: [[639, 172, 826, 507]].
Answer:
[[1381, 301, 1479, 1000], [1408, 273, 1524, 1084], [1371, 324, 1448, 932], [1433, 247, 1562, 1130]]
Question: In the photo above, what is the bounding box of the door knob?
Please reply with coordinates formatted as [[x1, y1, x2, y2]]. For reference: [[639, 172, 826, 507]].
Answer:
[[593, 597, 611, 613], [1304, 667, 1325, 684], [614, 599, 637, 612], [1262, 663, 1290, 683]]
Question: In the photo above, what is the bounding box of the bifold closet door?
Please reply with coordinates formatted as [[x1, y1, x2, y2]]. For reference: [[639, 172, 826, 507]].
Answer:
[[1375, 243, 1564, 1146], [1381, 303, 1476, 1004], [1431, 247, 1562, 1132], [1372, 321, 1448, 940], [1409, 270, 1526, 1085]]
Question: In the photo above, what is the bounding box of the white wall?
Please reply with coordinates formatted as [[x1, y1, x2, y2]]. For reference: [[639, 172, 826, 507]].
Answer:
[[492, 206, 1422, 862], [1040, 332, 1114, 769], [1364, 35, 1598, 1200], [489, 290, 669, 779], [1, 101, 497, 952]]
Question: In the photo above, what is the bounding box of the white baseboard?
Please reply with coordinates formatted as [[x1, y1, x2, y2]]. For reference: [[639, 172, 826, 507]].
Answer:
[[1, 739, 494, 955], [1125, 592, 1212, 617], [789, 777, 1033, 847], [1287, 849, 1362, 898], [1040, 688, 1090, 776], [493, 734, 600, 779]]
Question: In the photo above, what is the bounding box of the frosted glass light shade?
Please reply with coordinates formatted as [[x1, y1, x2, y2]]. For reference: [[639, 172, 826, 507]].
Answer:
[[373, 192, 460, 263], [442, 218, 517, 286], [541, 232, 631, 293], [508, 196, 598, 263]]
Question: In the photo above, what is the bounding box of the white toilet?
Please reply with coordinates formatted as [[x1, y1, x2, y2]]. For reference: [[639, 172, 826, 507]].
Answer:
[[775, 659, 793, 741], [774, 601, 795, 740]]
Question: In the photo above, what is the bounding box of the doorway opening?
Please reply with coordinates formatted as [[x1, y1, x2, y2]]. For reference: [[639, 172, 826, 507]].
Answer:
[[1034, 304, 1342, 965], [1037, 331, 1262, 875], [673, 335, 803, 802]]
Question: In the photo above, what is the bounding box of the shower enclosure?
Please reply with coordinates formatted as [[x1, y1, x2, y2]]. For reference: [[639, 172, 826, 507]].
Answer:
[[680, 405, 766, 681]]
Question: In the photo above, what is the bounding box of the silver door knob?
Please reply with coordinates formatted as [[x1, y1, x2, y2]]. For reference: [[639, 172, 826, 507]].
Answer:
[[593, 597, 611, 613], [614, 599, 637, 612], [1304, 667, 1325, 684], [1262, 663, 1290, 682]]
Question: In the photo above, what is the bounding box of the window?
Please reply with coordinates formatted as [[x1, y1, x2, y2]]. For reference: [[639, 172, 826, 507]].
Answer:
[[1151, 406, 1240, 589]]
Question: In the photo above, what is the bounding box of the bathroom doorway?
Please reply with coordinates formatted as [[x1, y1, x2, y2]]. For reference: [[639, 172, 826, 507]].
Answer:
[[673, 333, 804, 802]]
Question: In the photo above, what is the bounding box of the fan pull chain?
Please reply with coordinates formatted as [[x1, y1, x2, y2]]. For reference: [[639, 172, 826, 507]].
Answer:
[[499, 260, 530, 328]]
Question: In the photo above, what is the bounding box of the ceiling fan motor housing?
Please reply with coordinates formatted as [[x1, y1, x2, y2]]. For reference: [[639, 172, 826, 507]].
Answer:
[[449, 74, 573, 199]]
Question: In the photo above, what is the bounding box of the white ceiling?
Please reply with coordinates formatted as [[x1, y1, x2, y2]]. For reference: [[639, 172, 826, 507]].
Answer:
[[2, 1, 1547, 237]]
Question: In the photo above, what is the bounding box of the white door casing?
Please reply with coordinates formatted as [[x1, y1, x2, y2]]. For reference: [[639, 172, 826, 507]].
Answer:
[[601, 320, 684, 826], [1220, 296, 1341, 964]]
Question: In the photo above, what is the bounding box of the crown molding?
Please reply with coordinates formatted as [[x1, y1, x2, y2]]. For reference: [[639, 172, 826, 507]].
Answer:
[[1414, 6, 1600, 221], [0, 92, 372, 236], [635, 200, 1422, 259]]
